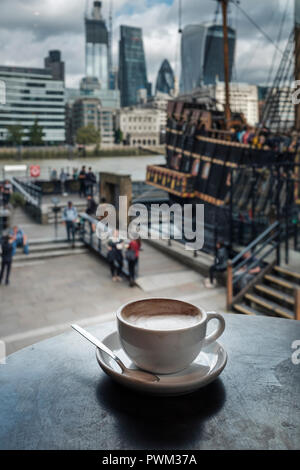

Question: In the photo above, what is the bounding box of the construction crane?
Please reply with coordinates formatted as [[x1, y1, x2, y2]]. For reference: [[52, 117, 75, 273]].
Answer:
[[108, 0, 113, 79], [178, 0, 182, 34]]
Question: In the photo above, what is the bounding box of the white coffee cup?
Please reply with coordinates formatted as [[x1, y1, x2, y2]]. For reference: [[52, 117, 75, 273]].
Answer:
[[117, 298, 225, 374]]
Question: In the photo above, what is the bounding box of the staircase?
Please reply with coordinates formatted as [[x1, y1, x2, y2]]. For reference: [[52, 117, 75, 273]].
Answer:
[[227, 221, 300, 321], [13, 238, 87, 264], [233, 265, 299, 320]]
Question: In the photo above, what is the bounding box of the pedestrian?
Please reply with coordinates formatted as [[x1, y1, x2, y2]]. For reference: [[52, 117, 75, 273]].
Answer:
[[107, 230, 124, 282], [50, 168, 58, 181], [126, 236, 141, 287], [86, 195, 97, 216], [72, 168, 79, 180], [79, 166, 87, 198], [62, 201, 78, 246], [3, 180, 12, 206], [204, 241, 228, 288], [0, 234, 13, 285], [86, 167, 96, 196], [60, 168, 68, 196], [10, 226, 29, 256]]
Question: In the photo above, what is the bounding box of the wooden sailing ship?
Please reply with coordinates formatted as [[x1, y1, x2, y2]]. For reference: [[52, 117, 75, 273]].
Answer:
[[146, 0, 300, 253]]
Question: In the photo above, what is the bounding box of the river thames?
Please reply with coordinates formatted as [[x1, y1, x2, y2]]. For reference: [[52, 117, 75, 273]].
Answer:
[[0, 154, 165, 181]]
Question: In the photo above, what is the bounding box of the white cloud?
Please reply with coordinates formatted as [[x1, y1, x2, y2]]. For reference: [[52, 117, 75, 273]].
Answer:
[[0, 0, 295, 89]]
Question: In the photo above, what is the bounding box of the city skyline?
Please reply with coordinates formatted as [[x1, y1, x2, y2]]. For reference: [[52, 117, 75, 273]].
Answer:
[[0, 0, 295, 90]]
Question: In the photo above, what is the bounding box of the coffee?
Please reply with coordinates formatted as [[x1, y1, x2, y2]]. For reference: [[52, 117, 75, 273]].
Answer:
[[117, 298, 225, 374], [126, 313, 201, 330]]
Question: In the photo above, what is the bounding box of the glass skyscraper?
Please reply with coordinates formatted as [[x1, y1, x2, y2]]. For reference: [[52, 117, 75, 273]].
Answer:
[[155, 59, 175, 95], [181, 24, 236, 93], [85, 1, 109, 90], [118, 25, 148, 107]]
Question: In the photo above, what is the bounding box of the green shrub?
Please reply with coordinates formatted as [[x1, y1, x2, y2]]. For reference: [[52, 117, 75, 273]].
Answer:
[[10, 192, 25, 207]]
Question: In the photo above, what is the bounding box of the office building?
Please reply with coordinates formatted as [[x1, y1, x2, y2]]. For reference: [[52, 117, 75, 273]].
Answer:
[[181, 24, 236, 93], [44, 50, 65, 82], [70, 96, 115, 147], [0, 65, 65, 145], [116, 107, 160, 146], [155, 59, 175, 95], [85, 1, 109, 90], [118, 25, 148, 107]]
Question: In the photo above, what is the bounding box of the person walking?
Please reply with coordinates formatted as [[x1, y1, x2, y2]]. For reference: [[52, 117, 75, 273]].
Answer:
[[107, 231, 124, 282], [79, 166, 87, 198], [62, 201, 78, 246], [0, 234, 13, 285], [126, 237, 141, 287]]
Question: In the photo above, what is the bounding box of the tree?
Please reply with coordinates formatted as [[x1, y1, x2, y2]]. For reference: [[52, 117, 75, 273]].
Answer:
[[115, 128, 123, 144], [28, 119, 44, 146], [6, 125, 24, 146], [76, 124, 101, 146]]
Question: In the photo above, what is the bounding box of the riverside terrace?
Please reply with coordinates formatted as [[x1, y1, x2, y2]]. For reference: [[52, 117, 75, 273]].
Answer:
[[0, 204, 300, 450]]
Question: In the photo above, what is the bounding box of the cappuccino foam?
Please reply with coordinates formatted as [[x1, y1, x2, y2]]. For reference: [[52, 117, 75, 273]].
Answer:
[[126, 313, 201, 330]]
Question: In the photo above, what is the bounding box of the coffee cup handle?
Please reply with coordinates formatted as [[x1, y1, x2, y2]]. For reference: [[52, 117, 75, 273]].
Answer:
[[203, 312, 225, 347]]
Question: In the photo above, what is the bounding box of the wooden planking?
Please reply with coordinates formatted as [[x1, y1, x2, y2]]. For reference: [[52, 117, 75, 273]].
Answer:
[[274, 266, 300, 281], [255, 284, 294, 306], [245, 293, 294, 320], [264, 274, 297, 290], [233, 303, 258, 316]]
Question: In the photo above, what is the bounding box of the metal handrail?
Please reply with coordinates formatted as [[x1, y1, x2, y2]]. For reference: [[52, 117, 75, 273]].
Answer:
[[227, 221, 282, 310], [232, 229, 280, 274], [9, 177, 40, 207], [231, 221, 280, 266]]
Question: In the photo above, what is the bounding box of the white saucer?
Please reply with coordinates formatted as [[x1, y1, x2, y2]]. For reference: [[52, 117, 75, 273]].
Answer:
[[96, 331, 228, 396]]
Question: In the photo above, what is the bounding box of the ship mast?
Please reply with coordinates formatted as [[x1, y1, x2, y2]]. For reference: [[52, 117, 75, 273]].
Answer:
[[217, 0, 231, 127], [295, 0, 300, 130]]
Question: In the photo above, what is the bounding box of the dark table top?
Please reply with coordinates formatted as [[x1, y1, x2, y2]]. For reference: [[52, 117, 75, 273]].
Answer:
[[0, 313, 299, 450]]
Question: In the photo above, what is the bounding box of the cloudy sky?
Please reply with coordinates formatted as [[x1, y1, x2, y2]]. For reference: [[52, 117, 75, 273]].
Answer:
[[0, 0, 295, 89]]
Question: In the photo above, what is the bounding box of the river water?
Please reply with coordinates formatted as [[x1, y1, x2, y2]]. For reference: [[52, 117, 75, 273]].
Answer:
[[0, 154, 165, 182]]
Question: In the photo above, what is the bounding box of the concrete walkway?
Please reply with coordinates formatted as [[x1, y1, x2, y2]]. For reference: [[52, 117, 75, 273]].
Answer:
[[1, 207, 227, 355]]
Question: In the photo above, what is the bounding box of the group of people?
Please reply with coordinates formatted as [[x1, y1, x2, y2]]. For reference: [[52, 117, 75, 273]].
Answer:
[[0, 180, 13, 207], [0, 225, 29, 286], [50, 166, 97, 197], [228, 126, 299, 153], [78, 166, 97, 198], [60, 198, 141, 287], [106, 230, 141, 287]]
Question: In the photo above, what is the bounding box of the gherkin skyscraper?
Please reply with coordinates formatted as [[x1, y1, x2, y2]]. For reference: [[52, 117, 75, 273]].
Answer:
[[155, 59, 175, 95]]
